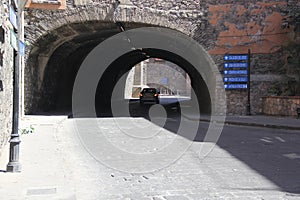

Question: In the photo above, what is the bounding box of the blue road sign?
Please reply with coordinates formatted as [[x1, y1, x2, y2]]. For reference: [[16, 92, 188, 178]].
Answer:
[[224, 84, 248, 89], [160, 77, 168, 84], [224, 62, 248, 68], [224, 70, 247, 75], [9, 6, 18, 30], [224, 77, 248, 82], [10, 30, 18, 51], [224, 54, 248, 61], [19, 41, 25, 56]]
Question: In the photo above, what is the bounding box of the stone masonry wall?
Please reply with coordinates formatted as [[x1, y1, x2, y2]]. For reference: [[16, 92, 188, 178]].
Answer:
[[262, 96, 300, 116], [211, 50, 296, 115], [0, 1, 14, 154], [146, 60, 190, 96], [203, 1, 300, 115], [23, 0, 300, 115]]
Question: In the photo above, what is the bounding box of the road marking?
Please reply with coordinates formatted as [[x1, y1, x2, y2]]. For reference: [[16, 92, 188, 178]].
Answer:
[[260, 138, 273, 143], [283, 153, 300, 160], [275, 136, 285, 142]]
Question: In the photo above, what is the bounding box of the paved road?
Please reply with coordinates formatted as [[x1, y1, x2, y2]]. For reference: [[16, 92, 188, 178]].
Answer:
[[0, 107, 299, 199]]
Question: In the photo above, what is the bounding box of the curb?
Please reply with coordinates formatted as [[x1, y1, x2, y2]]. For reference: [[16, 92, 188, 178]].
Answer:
[[182, 115, 300, 131]]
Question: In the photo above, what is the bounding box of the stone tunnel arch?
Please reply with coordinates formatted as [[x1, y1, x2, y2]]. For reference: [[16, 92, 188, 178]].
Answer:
[[24, 1, 207, 114], [25, 21, 154, 113], [24, 20, 216, 116]]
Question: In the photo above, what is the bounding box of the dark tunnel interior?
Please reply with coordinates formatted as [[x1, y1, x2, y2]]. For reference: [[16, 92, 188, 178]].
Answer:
[[95, 48, 211, 117]]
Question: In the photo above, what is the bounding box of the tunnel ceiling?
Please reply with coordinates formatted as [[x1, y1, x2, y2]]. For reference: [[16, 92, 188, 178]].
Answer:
[[30, 21, 154, 56], [27, 22, 157, 113]]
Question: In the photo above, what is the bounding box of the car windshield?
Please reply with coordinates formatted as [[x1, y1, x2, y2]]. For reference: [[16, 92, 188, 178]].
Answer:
[[142, 88, 157, 93]]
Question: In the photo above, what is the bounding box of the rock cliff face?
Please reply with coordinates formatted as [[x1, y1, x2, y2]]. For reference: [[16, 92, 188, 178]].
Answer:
[[22, 0, 300, 115]]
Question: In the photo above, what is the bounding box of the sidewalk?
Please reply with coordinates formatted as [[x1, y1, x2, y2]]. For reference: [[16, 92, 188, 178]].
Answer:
[[0, 114, 299, 200], [0, 116, 75, 200], [182, 113, 300, 131], [159, 96, 300, 131]]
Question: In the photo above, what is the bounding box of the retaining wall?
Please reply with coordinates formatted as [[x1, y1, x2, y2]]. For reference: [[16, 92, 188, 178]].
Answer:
[[262, 96, 300, 116]]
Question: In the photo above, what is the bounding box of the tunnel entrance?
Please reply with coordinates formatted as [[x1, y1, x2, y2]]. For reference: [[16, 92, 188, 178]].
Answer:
[[25, 22, 214, 117], [95, 48, 211, 117]]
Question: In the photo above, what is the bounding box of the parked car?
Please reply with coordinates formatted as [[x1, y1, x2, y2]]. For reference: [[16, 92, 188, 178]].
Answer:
[[139, 88, 159, 105]]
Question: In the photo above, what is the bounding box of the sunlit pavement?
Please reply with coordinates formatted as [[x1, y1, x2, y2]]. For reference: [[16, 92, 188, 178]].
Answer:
[[0, 115, 299, 200]]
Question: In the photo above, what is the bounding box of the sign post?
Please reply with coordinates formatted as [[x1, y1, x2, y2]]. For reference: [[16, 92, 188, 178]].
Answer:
[[223, 49, 251, 115], [246, 49, 251, 115]]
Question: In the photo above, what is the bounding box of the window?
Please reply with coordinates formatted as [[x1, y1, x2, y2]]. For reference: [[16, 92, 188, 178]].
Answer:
[[0, 26, 4, 43], [0, 51, 3, 67], [0, 80, 3, 92]]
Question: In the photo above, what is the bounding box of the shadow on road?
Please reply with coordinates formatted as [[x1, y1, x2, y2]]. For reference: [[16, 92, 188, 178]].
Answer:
[[29, 99, 300, 194], [217, 125, 300, 194], [124, 101, 300, 194], [101, 100, 300, 194]]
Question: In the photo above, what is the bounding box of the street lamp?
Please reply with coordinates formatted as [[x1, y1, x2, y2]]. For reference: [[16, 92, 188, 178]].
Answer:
[[6, 0, 28, 173]]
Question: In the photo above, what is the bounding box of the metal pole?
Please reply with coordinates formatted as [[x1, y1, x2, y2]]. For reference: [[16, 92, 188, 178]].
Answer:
[[20, 10, 25, 118], [19, 0, 28, 119], [6, 49, 21, 172], [141, 61, 144, 86], [6, 0, 27, 173], [246, 49, 251, 115]]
